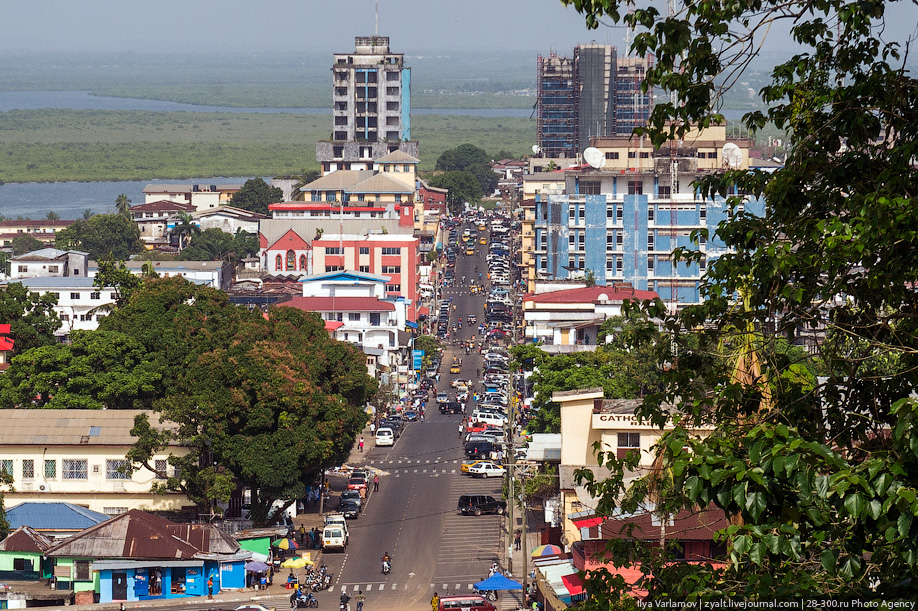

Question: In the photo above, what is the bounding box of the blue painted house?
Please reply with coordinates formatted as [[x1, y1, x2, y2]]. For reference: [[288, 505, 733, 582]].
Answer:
[[44, 509, 249, 604]]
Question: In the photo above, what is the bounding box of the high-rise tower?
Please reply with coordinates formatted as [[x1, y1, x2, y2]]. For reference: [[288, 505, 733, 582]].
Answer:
[[316, 36, 418, 174]]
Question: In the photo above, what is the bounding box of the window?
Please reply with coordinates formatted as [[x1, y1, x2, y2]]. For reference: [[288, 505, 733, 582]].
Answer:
[[381, 247, 401, 255], [325, 265, 344, 272], [581, 181, 600, 195], [617, 234, 623, 246], [275, 255, 282, 271], [359, 265, 371, 273], [648, 257, 655, 271], [70, 292, 80, 300], [617, 207, 623, 220], [0, 460, 11, 476], [106, 459, 131, 480], [348, 312, 361, 321], [370, 312, 381, 326], [700, 257, 707, 271], [90, 292, 100, 300], [648, 208, 655, 221], [387, 86, 399, 95], [286, 250, 296, 271], [605, 151, 620, 160], [22, 459, 34, 479], [385, 284, 401, 293], [616, 258, 623, 272], [359, 247, 370, 255], [607, 206, 615, 218], [75, 561, 91, 581], [648, 233, 655, 250], [13, 558, 33, 572], [658, 186, 671, 198], [300, 254, 307, 270], [640, 152, 650, 158], [606, 258, 614, 271], [381, 265, 401, 274], [395, 194, 402, 203], [45, 459, 56, 479], [17, 265, 27, 273], [155, 459, 168, 480], [607, 233, 615, 247], [700, 206, 707, 220], [569, 206, 576, 221], [325, 247, 343, 255], [335, 312, 343, 322], [628, 151, 636, 158], [48, 265, 59, 273], [62, 459, 88, 480], [617, 432, 641, 458], [628, 181, 643, 195], [103, 507, 129, 516]]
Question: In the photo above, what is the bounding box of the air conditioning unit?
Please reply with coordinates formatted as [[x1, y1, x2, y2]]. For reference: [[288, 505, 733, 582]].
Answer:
[[39, 484, 49, 491]]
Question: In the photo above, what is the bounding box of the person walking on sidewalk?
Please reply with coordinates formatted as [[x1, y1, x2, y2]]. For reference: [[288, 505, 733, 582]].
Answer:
[[358, 436, 365, 452], [458, 422, 464, 439], [355, 590, 366, 611], [514, 529, 522, 551], [373, 473, 379, 492]]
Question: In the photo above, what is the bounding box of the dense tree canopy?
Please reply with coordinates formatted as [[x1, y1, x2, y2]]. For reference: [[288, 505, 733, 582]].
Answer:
[[435, 143, 498, 199], [229, 178, 283, 215], [54, 213, 143, 261], [10, 234, 44, 256], [562, 0, 918, 603], [428, 170, 483, 215], [178, 228, 259, 264], [0, 282, 61, 354]]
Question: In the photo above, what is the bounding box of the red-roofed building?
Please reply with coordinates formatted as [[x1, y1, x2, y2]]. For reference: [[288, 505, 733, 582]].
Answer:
[[0, 323, 13, 372], [522, 284, 658, 345], [129, 200, 196, 245], [264, 228, 312, 274]]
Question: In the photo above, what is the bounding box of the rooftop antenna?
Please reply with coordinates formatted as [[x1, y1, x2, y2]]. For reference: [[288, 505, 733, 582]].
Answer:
[[375, 0, 379, 37]]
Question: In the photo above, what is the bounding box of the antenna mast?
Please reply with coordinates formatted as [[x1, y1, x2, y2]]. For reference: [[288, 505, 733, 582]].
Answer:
[[375, 0, 379, 37]]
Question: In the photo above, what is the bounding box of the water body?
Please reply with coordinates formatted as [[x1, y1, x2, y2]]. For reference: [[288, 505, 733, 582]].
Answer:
[[0, 90, 534, 117], [0, 178, 255, 220]]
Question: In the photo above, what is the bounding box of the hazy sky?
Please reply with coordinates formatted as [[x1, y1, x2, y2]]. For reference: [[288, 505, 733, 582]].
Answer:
[[2, 0, 914, 59]]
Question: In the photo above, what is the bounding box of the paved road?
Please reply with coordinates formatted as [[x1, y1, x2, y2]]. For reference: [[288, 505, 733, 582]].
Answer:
[[315, 223, 522, 611]]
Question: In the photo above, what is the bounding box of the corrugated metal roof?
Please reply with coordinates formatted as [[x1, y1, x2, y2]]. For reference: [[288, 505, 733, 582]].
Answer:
[[7, 502, 109, 531], [346, 173, 414, 195], [0, 526, 54, 552], [375, 150, 419, 163], [0, 409, 175, 446], [46, 510, 239, 559]]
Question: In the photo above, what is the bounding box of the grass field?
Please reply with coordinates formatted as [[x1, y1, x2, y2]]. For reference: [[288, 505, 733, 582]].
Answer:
[[0, 109, 536, 182]]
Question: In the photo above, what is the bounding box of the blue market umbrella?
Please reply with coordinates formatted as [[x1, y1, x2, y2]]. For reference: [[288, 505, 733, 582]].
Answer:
[[244, 561, 270, 572], [473, 573, 523, 591]]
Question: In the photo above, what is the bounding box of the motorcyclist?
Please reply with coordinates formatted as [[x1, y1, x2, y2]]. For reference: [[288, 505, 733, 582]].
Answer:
[[381, 552, 392, 573], [340, 592, 352, 611]]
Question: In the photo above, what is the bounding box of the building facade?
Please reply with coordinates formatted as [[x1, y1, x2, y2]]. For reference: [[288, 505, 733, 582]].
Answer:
[[0, 410, 192, 516], [9, 248, 89, 280], [525, 125, 765, 309], [141, 184, 242, 210]]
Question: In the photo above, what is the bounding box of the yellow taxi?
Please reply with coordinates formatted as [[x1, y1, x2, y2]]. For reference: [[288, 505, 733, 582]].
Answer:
[[461, 460, 488, 474], [465, 247, 475, 256], [478, 223, 487, 231], [450, 363, 462, 374]]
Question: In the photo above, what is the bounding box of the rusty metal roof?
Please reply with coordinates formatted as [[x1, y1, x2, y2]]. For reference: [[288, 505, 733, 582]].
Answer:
[[0, 409, 176, 447], [0, 526, 54, 553], [45, 510, 238, 559]]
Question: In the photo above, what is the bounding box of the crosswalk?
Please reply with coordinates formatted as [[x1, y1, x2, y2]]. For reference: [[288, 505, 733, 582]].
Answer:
[[338, 582, 523, 609]]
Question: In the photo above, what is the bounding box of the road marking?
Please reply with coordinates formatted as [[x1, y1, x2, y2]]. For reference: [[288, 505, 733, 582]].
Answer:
[[366, 584, 372, 591]]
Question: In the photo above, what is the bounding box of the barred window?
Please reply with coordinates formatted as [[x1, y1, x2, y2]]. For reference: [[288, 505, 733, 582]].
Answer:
[[62, 459, 88, 480], [22, 459, 34, 479], [0, 459, 11, 476], [45, 459, 56, 479], [381, 265, 401, 274], [381, 247, 401, 255], [155, 459, 168, 480], [106, 459, 131, 480]]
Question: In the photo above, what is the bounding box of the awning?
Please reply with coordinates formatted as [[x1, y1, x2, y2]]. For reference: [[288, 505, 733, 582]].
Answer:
[[325, 321, 344, 331], [406, 321, 419, 329], [418, 306, 430, 316], [561, 573, 584, 596], [570, 509, 604, 529]]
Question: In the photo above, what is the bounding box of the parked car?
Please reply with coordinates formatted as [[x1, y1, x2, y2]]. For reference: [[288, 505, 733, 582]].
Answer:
[[375, 426, 395, 446], [461, 459, 488, 474], [468, 462, 507, 478], [339, 490, 363, 512], [338, 500, 360, 519], [347, 477, 368, 493], [457, 494, 506, 516]]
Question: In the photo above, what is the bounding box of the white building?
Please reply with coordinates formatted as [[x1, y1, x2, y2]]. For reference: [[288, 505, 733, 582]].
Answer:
[[3, 277, 116, 337], [141, 184, 242, 211], [188, 205, 265, 236], [0, 409, 192, 515], [87, 261, 233, 292], [9, 249, 89, 280]]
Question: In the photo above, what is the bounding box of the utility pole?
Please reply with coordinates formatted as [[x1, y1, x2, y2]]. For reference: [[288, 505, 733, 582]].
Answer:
[[521, 494, 529, 598]]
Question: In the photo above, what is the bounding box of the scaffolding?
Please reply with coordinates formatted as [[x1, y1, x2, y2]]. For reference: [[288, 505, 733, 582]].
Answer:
[[537, 54, 578, 158]]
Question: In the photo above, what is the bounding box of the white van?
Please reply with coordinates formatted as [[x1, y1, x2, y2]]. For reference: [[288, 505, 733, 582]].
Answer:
[[324, 512, 350, 538], [322, 526, 347, 551], [375, 427, 395, 447]]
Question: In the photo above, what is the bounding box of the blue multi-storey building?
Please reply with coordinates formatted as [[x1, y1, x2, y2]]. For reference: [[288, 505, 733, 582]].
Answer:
[[526, 126, 768, 310]]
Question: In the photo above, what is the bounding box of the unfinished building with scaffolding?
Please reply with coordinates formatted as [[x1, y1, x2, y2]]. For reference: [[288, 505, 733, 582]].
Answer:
[[536, 45, 654, 161]]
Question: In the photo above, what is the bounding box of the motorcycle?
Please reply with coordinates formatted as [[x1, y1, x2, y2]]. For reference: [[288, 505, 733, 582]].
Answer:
[[382, 559, 391, 575], [474, 588, 498, 602], [295, 592, 319, 608]]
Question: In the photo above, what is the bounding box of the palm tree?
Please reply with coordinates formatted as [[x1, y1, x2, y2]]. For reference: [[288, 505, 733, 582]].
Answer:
[[45, 211, 60, 221], [115, 194, 132, 216], [291, 169, 320, 201], [170, 211, 200, 251], [82, 209, 94, 220]]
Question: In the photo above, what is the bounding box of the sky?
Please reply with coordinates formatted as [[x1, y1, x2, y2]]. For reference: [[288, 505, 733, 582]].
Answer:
[[1, 0, 914, 60]]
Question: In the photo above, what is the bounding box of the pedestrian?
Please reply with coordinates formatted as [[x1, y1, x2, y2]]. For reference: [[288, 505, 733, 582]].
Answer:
[[514, 529, 522, 551], [431, 592, 440, 611], [299, 524, 307, 544], [459, 421, 464, 438], [374, 473, 379, 492], [207, 576, 214, 599], [356, 590, 366, 611], [359, 436, 365, 452], [370, 421, 376, 435]]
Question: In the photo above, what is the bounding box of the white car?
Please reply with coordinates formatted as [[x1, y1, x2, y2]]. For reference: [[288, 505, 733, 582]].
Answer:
[[468, 462, 507, 478], [375, 427, 395, 446]]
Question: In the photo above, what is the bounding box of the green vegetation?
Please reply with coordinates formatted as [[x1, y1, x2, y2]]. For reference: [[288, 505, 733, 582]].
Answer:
[[0, 109, 534, 182], [229, 178, 283, 216]]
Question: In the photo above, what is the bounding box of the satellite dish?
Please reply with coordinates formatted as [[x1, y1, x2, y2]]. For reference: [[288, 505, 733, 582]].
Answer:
[[531, 145, 542, 155], [583, 147, 606, 169], [722, 142, 742, 169]]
